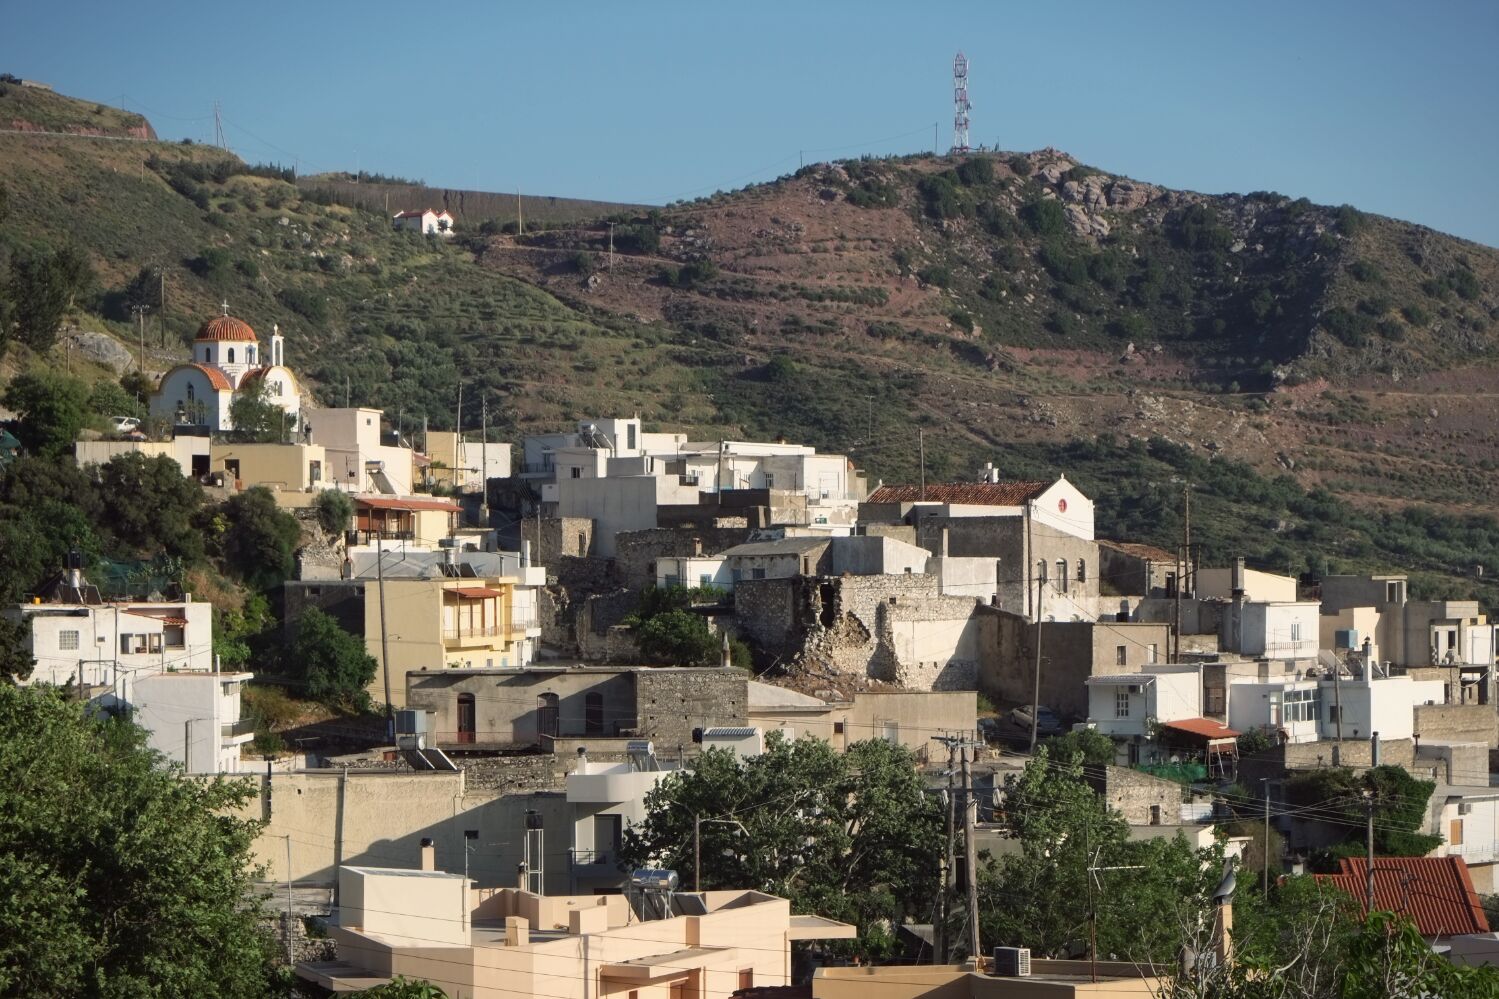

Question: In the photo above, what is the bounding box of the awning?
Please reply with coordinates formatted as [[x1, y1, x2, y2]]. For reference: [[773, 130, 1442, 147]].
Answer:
[[448, 586, 504, 599], [1161, 717, 1240, 740], [124, 610, 189, 626], [354, 496, 460, 512], [602, 947, 738, 982]]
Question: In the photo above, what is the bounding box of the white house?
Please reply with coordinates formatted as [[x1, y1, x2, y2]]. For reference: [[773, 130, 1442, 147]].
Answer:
[[392, 208, 455, 236], [306, 407, 415, 495], [656, 555, 734, 593], [1227, 669, 1445, 744], [1430, 785, 1499, 892], [1085, 664, 1203, 741], [1222, 600, 1321, 659], [866, 472, 1096, 542], [564, 747, 683, 892], [150, 312, 301, 432], [131, 670, 255, 774]]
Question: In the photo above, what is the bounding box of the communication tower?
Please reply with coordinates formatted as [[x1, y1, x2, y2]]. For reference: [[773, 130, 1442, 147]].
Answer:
[[952, 52, 971, 154]]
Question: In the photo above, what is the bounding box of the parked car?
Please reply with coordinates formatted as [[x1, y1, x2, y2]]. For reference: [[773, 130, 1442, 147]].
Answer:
[[1007, 704, 1064, 738], [109, 416, 141, 435]]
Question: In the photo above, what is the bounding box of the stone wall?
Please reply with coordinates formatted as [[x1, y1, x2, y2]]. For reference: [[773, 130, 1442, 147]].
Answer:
[[634, 668, 748, 750], [521, 516, 596, 566], [614, 525, 752, 591], [1240, 737, 1418, 786], [1415, 703, 1499, 749], [534, 552, 622, 653], [577, 590, 644, 661], [1086, 764, 1187, 826]]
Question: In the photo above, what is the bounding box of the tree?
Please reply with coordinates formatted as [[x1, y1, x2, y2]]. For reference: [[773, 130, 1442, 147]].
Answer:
[[0, 683, 276, 996], [314, 488, 355, 536], [979, 749, 1219, 963], [356, 978, 448, 998], [620, 736, 943, 960], [3, 370, 91, 456], [1285, 765, 1441, 861], [218, 486, 301, 591], [0, 615, 34, 683], [0, 457, 103, 602], [625, 585, 723, 666], [1039, 728, 1115, 766], [7, 246, 91, 351], [229, 378, 286, 443], [96, 452, 206, 562], [287, 607, 377, 711]]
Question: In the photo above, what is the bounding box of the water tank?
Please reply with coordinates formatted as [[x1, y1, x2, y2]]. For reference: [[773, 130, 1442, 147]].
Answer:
[[630, 869, 680, 891]]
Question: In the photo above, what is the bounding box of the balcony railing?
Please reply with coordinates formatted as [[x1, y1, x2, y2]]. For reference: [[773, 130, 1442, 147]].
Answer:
[[444, 626, 500, 641], [221, 718, 256, 739], [1449, 841, 1499, 863], [569, 849, 619, 870]]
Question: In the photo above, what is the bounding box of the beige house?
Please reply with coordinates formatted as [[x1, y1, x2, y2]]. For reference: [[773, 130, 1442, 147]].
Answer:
[[299, 860, 855, 998], [211, 441, 327, 492], [814, 960, 1164, 999], [748, 681, 976, 759]]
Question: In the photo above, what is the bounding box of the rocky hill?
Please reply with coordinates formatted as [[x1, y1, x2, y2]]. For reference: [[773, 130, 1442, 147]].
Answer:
[[0, 77, 155, 139], [0, 87, 1496, 606]]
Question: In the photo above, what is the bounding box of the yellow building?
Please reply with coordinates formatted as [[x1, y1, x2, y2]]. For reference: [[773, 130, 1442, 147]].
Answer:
[[299, 857, 855, 999], [365, 574, 531, 707], [211, 441, 328, 492]]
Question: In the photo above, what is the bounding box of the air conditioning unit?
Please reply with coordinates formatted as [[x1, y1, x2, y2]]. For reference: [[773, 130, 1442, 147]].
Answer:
[[992, 946, 1031, 978], [1459, 803, 1474, 816]]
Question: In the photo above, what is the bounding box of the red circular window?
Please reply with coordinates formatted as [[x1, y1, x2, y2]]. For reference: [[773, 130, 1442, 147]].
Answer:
[[1058, 498, 1068, 513]]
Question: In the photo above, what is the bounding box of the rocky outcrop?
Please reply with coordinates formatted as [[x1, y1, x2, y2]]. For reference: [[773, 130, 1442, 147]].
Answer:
[[64, 328, 134, 372]]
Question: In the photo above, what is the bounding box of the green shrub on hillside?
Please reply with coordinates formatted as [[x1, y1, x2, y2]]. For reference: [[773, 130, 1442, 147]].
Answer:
[[1020, 196, 1067, 237]]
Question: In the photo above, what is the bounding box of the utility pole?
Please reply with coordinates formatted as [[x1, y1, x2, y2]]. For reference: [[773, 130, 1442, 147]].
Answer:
[[1029, 566, 1044, 751], [1364, 787, 1376, 912], [1263, 781, 1271, 894], [961, 745, 980, 961], [607, 221, 615, 271], [132, 304, 149, 372], [694, 814, 701, 892], [938, 739, 956, 963], [345, 375, 350, 408], [1332, 652, 1345, 766], [158, 266, 167, 346], [376, 536, 393, 740], [183, 718, 192, 772], [480, 392, 489, 525], [918, 429, 926, 501], [284, 835, 295, 967], [1173, 545, 1183, 664], [517, 189, 523, 235]]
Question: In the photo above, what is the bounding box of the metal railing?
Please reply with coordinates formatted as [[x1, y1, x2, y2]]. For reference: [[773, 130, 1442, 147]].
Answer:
[[1449, 841, 1499, 863], [444, 626, 500, 640], [569, 849, 617, 869]]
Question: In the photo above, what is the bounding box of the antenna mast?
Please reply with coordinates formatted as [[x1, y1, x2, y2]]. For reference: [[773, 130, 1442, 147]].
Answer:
[[952, 52, 971, 154], [213, 99, 226, 149]]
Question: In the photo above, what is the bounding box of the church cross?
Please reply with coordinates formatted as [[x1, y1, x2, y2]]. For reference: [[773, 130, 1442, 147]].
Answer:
[[220, 299, 230, 316]]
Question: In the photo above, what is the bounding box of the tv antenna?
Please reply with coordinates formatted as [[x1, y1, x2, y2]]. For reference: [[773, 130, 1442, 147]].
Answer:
[[952, 52, 971, 154], [213, 100, 226, 149]]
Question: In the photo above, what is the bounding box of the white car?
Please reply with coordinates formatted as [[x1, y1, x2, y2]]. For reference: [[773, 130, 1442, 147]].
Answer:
[[109, 416, 141, 435]]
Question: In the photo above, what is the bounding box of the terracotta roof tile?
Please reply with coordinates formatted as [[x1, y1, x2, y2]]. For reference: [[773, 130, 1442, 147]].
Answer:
[[194, 315, 257, 342], [1159, 717, 1240, 740], [867, 481, 1048, 506], [1316, 857, 1489, 937], [158, 362, 233, 392]]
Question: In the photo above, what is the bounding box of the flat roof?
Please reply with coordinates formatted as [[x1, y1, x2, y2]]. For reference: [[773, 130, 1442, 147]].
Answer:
[[344, 866, 466, 880]]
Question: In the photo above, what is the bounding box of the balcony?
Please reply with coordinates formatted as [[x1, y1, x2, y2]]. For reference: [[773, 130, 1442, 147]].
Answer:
[[443, 626, 501, 648], [570, 849, 619, 870], [1449, 841, 1499, 864], [221, 718, 256, 740]]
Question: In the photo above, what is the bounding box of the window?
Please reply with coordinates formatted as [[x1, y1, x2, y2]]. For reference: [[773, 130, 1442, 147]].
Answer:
[[1147, 643, 1159, 663], [186, 384, 195, 403], [1165, 572, 1177, 597], [585, 692, 605, 736], [570, 467, 581, 479], [1115, 690, 1131, 718], [732, 569, 743, 583], [699, 574, 712, 588], [1291, 622, 1302, 642], [833, 721, 845, 735], [1116, 645, 1127, 666], [627, 424, 637, 450], [1057, 560, 1068, 593], [764, 473, 775, 489], [752, 568, 767, 581], [164, 625, 185, 649], [58, 630, 80, 650], [1387, 581, 1404, 603], [120, 634, 146, 655], [1077, 559, 1087, 583], [1283, 688, 1320, 723], [227, 348, 235, 364], [202, 348, 210, 362], [1328, 705, 1342, 725]]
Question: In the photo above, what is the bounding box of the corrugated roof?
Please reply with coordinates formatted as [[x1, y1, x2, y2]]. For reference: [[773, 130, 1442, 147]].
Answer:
[[720, 537, 830, 558], [867, 481, 1048, 505], [1098, 539, 1177, 562], [1316, 857, 1489, 937], [1159, 717, 1240, 740], [447, 586, 504, 599], [354, 496, 460, 512]]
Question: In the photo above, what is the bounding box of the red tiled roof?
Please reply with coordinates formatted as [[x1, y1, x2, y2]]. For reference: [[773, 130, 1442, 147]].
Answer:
[[1160, 717, 1240, 740], [194, 315, 257, 342], [159, 362, 233, 392], [1099, 539, 1177, 563], [393, 209, 452, 219], [354, 496, 460, 512], [867, 481, 1048, 505], [1316, 857, 1489, 937]]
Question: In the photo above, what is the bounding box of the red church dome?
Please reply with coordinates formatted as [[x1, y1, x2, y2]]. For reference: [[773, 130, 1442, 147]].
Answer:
[[194, 315, 257, 342]]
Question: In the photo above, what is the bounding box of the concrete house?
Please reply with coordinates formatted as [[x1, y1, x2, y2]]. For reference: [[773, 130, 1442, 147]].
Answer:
[[1084, 664, 1202, 741], [1429, 785, 1499, 893], [747, 681, 977, 758], [299, 860, 855, 997], [392, 208, 455, 235], [132, 669, 255, 773]]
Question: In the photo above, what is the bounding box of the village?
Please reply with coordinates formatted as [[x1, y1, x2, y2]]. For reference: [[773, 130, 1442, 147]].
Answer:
[[8, 305, 1499, 996]]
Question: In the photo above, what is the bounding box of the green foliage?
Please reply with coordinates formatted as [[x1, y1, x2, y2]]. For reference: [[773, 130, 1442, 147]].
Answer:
[[314, 488, 354, 535], [625, 585, 724, 666], [1019, 196, 1066, 237], [229, 378, 288, 443], [612, 223, 660, 254], [1347, 259, 1382, 283], [1286, 765, 1441, 860], [3, 369, 91, 456], [916, 262, 953, 288], [1169, 203, 1233, 255], [621, 736, 943, 961], [0, 614, 35, 683], [1401, 302, 1431, 326], [916, 173, 964, 220], [764, 354, 798, 382], [188, 246, 234, 283], [355, 978, 449, 998], [286, 607, 377, 712], [0, 457, 102, 602], [0, 683, 275, 996], [1038, 728, 1115, 766], [6, 245, 92, 352], [659, 259, 718, 288], [217, 486, 301, 591], [276, 285, 331, 324], [980, 749, 1220, 962], [1006, 154, 1033, 177], [955, 157, 994, 186], [96, 452, 207, 562], [214, 590, 274, 672]]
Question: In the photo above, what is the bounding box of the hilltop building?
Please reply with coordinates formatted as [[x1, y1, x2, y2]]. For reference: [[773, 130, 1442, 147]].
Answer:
[[149, 311, 301, 433], [392, 208, 455, 236]]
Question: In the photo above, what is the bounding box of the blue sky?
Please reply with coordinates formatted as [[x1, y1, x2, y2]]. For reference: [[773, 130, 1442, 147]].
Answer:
[[4, 1, 1497, 245]]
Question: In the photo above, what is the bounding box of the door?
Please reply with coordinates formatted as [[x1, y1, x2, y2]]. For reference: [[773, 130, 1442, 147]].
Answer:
[[456, 693, 476, 744], [536, 692, 560, 742], [585, 692, 605, 736]]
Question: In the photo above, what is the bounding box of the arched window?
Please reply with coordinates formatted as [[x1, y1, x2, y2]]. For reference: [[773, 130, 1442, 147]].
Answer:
[[227, 347, 235, 364], [186, 384, 195, 402], [202, 348, 210, 362], [247, 346, 256, 364]]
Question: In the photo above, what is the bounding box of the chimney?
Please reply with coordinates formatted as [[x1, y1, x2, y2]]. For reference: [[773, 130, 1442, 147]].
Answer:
[[692, 536, 703, 557], [516, 862, 528, 891], [520, 539, 531, 569], [576, 745, 588, 773], [720, 631, 732, 668], [1214, 896, 1234, 968], [1230, 557, 1246, 599], [505, 915, 530, 947], [419, 837, 436, 871]]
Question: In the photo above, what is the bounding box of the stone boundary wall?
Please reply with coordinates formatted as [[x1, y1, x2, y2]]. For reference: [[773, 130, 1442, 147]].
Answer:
[[615, 526, 753, 591]]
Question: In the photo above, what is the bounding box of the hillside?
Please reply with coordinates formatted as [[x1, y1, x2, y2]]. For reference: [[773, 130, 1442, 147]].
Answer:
[[0, 89, 1496, 608], [0, 77, 155, 139], [296, 174, 648, 230]]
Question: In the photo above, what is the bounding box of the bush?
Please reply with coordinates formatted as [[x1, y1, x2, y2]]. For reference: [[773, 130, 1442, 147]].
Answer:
[[1347, 260, 1382, 283], [916, 263, 953, 288], [187, 247, 232, 282], [286, 607, 377, 712], [217, 487, 301, 591], [916, 174, 963, 219], [955, 157, 993, 186], [313, 489, 354, 535], [1019, 197, 1067, 237], [1401, 303, 1431, 326]]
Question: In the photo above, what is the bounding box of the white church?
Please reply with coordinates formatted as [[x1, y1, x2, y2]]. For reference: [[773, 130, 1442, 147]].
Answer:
[[150, 309, 301, 431]]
